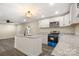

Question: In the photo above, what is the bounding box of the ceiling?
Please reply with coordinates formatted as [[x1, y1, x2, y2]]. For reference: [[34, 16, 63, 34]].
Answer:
[[0, 3, 71, 23]]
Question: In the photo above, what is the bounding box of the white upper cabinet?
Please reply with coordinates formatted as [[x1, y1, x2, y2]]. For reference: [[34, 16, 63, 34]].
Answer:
[[57, 16, 64, 27], [49, 16, 64, 27], [63, 13, 70, 26], [70, 3, 79, 24], [49, 15, 70, 27], [38, 19, 49, 28], [50, 17, 56, 22], [39, 16, 64, 28], [38, 13, 71, 28]]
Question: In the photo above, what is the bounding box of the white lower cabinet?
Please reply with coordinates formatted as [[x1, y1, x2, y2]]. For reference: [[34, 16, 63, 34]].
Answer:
[[15, 36, 42, 56], [41, 35, 48, 44]]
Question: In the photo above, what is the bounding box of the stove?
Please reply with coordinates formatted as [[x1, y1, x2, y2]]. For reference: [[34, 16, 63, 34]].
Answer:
[[48, 33, 59, 47]]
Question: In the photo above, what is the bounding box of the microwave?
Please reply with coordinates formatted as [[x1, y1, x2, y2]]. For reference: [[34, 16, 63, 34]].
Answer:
[[49, 22, 59, 28]]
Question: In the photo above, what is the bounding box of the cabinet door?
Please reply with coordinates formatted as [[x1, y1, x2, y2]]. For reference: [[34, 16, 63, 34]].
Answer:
[[50, 17, 63, 27], [58, 16, 64, 27], [39, 19, 49, 28], [50, 17, 56, 22], [70, 3, 79, 24], [41, 35, 48, 44], [63, 14, 70, 26]]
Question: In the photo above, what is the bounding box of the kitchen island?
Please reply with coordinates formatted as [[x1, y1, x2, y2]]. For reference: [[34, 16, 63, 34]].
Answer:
[[15, 35, 42, 56]]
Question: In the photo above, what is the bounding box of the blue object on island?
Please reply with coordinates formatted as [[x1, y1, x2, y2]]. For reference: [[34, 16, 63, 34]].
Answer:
[[48, 41, 57, 47], [48, 33, 59, 47]]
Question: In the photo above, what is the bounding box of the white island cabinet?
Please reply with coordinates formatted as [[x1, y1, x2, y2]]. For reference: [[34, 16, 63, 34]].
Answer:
[[15, 36, 42, 56]]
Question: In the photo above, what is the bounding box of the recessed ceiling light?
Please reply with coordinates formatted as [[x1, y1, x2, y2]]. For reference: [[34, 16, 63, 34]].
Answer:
[[41, 15, 45, 18], [24, 19, 26, 21], [49, 3, 54, 5], [55, 11, 58, 14]]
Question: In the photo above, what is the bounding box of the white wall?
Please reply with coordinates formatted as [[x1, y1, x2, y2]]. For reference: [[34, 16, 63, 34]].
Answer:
[[26, 21, 39, 35], [0, 24, 16, 39], [16, 21, 39, 36], [16, 23, 26, 35]]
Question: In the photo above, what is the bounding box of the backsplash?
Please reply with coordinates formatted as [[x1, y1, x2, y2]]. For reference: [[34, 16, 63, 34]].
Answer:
[[39, 26, 75, 34]]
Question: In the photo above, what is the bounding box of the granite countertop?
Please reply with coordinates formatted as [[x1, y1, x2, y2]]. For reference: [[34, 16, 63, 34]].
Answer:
[[15, 34, 46, 39], [51, 34, 79, 56]]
